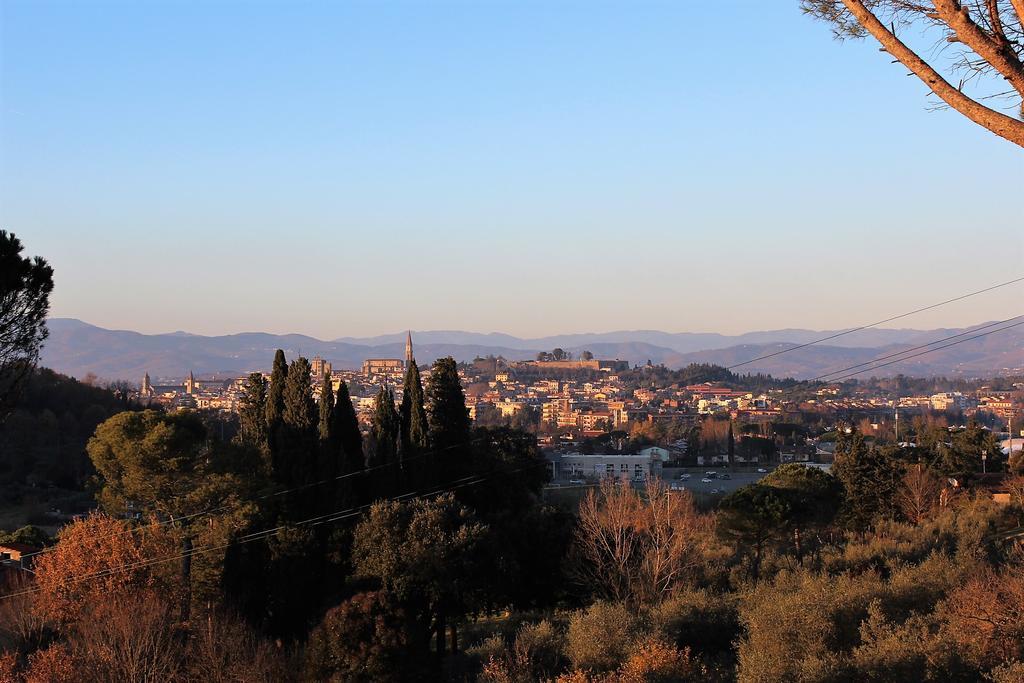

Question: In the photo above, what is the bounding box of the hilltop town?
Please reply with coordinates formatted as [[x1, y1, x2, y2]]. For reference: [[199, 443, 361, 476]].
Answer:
[[133, 333, 1023, 491]]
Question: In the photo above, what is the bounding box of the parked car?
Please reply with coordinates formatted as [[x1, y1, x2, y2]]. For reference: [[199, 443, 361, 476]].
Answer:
[[757, 467, 768, 473], [679, 473, 691, 480], [701, 478, 713, 484], [719, 473, 731, 479], [569, 479, 585, 485], [710, 488, 721, 495]]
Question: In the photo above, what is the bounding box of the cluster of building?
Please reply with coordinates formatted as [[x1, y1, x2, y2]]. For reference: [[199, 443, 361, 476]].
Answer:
[[132, 334, 1022, 483]]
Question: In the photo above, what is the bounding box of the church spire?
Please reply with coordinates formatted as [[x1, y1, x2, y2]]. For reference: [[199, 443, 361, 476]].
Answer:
[[405, 330, 414, 365]]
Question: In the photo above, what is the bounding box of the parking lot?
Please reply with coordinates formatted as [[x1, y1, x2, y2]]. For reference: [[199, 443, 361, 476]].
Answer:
[[660, 466, 775, 499], [543, 465, 779, 510]]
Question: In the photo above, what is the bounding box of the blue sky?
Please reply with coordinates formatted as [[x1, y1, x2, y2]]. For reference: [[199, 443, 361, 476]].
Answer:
[[2, 0, 1021, 339]]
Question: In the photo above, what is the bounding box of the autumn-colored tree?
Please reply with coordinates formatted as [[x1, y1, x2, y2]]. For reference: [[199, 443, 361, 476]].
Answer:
[[22, 643, 77, 683], [803, 0, 1024, 147], [945, 564, 1024, 668], [574, 479, 711, 605], [86, 410, 259, 617], [612, 638, 704, 683], [31, 512, 181, 626], [0, 651, 17, 683]]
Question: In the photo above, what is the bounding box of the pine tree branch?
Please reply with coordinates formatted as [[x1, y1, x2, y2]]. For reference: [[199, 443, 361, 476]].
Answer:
[[932, 0, 1024, 97], [841, 0, 1024, 146]]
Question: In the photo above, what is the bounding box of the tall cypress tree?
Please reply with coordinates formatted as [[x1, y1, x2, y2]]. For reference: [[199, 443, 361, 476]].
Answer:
[[318, 373, 335, 444], [400, 358, 429, 455], [316, 373, 337, 509], [280, 357, 316, 486], [265, 350, 288, 478], [426, 357, 471, 452], [426, 357, 471, 486], [370, 386, 400, 469], [266, 349, 288, 427], [236, 372, 270, 468], [333, 380, 364, 474]]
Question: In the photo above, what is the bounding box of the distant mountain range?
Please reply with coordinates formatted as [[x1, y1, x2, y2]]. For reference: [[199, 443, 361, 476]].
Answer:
[[41, 318, 1024, 383]]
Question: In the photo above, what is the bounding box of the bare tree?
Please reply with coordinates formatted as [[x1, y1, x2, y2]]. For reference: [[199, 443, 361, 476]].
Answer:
[[896, 463, 944, 524], [0, 575, 49, 654], [1005, 474, 1024, 505], [803, 0, 1024, 147], [573, 478, 711, 605], [70, 593, 184, 683]]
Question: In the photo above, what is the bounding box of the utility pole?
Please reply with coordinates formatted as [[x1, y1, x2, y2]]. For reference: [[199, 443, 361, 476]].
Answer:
[[894, 398, 900, 445], [1009, 408, 1016, 464]]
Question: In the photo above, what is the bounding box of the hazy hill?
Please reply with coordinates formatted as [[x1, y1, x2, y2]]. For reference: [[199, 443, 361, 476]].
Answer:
[[41, 318, 1024, 382]]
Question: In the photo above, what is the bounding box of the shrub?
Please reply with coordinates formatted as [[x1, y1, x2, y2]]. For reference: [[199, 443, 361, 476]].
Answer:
[[304, 590, 419, 682], [650, 589, 739, 658], [565, 602, 637, 673]]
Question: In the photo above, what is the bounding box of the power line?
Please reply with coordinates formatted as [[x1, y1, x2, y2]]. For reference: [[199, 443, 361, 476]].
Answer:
[[814, 318, 1024, 383], [2, 459, 551, 602], [726, 275, 1024, 371], [808, 315, 1024, 382], [21, 435, 492, 560]]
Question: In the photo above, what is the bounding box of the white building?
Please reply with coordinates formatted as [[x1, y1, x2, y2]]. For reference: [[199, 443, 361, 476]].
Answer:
[[547, 452, 663, 482]]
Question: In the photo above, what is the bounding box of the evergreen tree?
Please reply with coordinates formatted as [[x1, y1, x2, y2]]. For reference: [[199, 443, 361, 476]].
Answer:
[[236, 372, 269, 467], [369, 386, 399, 470], [318, 374, 335, 445], [283, 357, 316, 431], [400, 359, 429, 455], [316, 374, 339, 508], [943, 420, 1003, 475], [333, 380, 364, 474], [426, 357, 471, 453], [266, 349, 288, 428], [279, 357, 316, 487], [265, 350, 289, 479], [426, 357, 472, 488], [833, 428, 902, 532]]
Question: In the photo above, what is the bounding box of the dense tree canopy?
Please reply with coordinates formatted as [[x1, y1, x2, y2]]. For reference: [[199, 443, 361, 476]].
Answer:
[[0, 231, 54, 423]]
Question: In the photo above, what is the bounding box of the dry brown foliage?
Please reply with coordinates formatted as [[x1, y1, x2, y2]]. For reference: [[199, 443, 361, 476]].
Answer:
[[1006, 475, 1024, 507], [554, 638, 704, 683], [186, 610, 287, 683], [574, 478, 711, 605], [23, 644, 76, 683], [0, 652, 18, 683], [0, 575, 48, 655], [945, 564, 1024, 667], [69, 592, 183, 683], [31, 511, 182, 625]]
